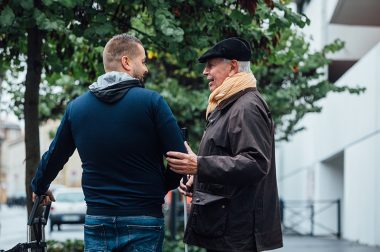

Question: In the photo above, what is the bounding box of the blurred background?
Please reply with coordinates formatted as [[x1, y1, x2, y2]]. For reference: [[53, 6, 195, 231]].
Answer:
[[0, 0, 379, 251]]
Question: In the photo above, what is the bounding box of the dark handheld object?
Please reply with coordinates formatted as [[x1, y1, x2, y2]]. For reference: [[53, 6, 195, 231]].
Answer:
[[180, 128, 193, 193], [1, 195, 51, 252], [181, 127, 189, 142], [180, 127, 189, 184]]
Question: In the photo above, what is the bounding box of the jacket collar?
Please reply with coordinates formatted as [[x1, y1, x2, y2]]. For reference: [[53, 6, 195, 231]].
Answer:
[[205, 87, 257, 130], [218, 87, 256, 111]]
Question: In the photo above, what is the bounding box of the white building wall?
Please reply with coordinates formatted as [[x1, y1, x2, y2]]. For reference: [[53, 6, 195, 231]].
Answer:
[[344, 134, 380, 246], [278, 0, 380, 246], [314, 154, 343, 236], [302, 0, 325, 51], [327, 25, 380, 60], [325, 0, 339, 22], [279, 41, 380, 245], [376, 139, 380, 246], [278, 115, 317, 201], [2, 139, 25, 198], [303, 0, 380, 61], [314, 42, 380, 160]]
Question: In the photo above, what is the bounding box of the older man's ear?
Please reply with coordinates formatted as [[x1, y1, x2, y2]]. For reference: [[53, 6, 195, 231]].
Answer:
[[228, 60, 239, 76]]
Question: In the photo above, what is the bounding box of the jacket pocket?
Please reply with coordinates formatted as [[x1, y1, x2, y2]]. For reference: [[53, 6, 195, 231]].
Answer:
[[190, 191, 230, 238]]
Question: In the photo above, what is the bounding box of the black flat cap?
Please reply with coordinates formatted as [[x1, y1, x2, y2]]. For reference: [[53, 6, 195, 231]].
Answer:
[[198, 37, 252, 63]]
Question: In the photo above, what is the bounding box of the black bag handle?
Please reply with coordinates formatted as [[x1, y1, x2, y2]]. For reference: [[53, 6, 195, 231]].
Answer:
[[27, 195, 51, 245], [27, 195, 51, 226]]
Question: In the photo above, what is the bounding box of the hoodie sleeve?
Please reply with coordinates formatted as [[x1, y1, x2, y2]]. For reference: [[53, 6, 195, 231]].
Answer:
[[151, 93, 187, 192], [31, 103, 76, 195]]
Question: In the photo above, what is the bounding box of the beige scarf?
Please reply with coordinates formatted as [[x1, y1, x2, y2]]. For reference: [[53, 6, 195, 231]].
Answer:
[[206, 72, 257, 119]]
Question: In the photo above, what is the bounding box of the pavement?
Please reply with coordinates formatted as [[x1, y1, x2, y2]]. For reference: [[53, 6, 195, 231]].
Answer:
[[278, 236, 380, 252]]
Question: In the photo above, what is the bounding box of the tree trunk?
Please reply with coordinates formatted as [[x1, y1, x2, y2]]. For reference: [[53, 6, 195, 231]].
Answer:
[[24, 25, 43, 217]]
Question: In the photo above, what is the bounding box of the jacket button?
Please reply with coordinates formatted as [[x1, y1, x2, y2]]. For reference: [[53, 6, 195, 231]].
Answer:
[[195, 198, 200, 203], [221, 205, 225, 209]]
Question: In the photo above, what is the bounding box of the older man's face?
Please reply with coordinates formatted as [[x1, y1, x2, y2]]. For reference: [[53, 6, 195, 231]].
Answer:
[[203, 58, 232, 92]]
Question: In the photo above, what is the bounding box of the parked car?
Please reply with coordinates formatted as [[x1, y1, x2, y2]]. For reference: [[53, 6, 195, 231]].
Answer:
[[49, 187, 86, 232], [49, 183, 66, 193], [6, 192, 26, 207]]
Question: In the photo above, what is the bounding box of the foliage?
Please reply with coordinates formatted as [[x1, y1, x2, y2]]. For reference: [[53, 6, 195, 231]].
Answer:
[[47, 239, 84, 252], [164, 237, 205, 252], [0, 0, 365, 144]]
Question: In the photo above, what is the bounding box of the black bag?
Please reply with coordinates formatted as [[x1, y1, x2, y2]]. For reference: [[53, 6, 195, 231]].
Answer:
[[1, 196, 51, 252]]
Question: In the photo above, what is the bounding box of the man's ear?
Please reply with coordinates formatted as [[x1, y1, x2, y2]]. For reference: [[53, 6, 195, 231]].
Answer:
[[229, 60, 239, 76], [121, 55, 132, 71]]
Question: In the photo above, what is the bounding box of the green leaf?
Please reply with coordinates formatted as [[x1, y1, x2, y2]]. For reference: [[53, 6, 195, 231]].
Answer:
[[1, 0, 365, 144], [34, 9, 66, 31], [94, 23, 113, 36], [60, 0, 78, 8], [42, 0, 54, 6], [20, 0, 34, 10], [0, 6, 15, 27]]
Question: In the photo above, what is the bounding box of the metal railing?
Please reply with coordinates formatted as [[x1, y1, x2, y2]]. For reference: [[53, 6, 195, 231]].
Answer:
[[167, 195, 342, 239], [281, 199, 341, 238]]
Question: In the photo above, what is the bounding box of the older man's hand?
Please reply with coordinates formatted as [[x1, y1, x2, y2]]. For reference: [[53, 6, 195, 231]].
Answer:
[[178, 175, 194, 197], [166, 142, 198, 175]]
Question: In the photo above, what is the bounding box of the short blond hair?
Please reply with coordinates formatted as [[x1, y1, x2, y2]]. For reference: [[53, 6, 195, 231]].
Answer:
[[103, 34, 143, 72]]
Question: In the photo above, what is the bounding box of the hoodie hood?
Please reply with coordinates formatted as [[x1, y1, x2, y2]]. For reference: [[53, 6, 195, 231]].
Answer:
[[89, 71, 142, 103]]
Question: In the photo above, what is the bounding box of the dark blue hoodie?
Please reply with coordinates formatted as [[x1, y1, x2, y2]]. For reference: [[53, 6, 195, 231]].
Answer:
[[31, 72, 186, 217]]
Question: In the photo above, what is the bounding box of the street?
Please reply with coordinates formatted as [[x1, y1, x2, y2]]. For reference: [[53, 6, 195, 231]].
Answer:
[[0, 205, 83, 251], [1, 205, 380, 251]]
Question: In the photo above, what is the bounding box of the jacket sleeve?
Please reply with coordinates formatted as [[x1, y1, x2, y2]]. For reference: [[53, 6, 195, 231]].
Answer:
[[197, 103, 273, 185], [152, 93, 187, 192], [31, 103, 76, 195]]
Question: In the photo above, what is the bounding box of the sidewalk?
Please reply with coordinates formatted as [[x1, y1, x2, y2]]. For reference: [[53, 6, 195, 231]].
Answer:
[[277, 236, 380, 252]]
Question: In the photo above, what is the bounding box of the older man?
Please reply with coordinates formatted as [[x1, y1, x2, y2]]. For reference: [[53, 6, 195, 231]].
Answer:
[[31, 34, 186, 252], [167, 37, 283, 252]]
